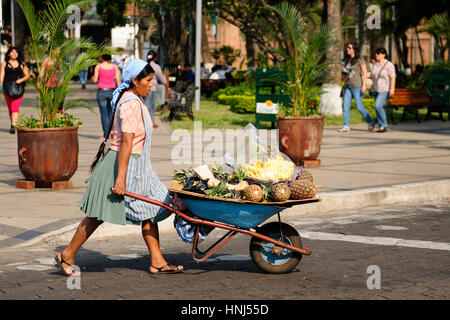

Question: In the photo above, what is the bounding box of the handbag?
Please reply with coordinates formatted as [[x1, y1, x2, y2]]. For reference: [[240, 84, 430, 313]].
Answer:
[[341, 61, 354, 97], [370, 61, 388, 97], [340, 83, 349, 97], [3, 80, 25, 99]]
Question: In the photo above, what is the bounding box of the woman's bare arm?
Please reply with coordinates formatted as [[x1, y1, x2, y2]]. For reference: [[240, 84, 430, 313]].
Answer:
[[112, 132, 134, 195], [0, 62, 5, 86], [361, 63, 368, 94], [92, 65, 99, 83], [17, 63, 31, 84]]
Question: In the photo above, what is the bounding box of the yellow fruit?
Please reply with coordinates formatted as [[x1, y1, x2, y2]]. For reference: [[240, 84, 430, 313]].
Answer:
[[242, 156, 294, 182]]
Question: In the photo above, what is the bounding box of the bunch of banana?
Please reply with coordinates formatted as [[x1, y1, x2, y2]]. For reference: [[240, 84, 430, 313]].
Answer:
[[242, 155, 294, 182]]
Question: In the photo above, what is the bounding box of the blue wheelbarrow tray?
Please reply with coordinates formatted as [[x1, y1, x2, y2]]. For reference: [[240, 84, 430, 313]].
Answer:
[[169, 188, 320, 229]]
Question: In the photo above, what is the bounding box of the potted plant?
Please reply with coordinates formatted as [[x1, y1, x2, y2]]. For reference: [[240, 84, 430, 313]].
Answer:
[[266, 2, 333, 167], [16, 0, 113, 189]]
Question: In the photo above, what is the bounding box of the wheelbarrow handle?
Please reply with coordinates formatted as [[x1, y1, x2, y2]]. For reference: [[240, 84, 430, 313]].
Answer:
[[110, 188, 176, 214]]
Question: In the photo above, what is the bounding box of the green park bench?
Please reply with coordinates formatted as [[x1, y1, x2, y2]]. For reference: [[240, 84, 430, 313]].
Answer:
[[425, 68, 450, 121]]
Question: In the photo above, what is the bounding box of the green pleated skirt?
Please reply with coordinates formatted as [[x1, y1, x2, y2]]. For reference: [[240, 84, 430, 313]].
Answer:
[[79, 149, 172, 225]]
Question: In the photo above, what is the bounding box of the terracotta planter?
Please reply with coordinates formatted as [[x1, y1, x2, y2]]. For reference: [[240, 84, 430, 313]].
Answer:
[[17, 126, 79, 188], [277, 116, 324, 167]]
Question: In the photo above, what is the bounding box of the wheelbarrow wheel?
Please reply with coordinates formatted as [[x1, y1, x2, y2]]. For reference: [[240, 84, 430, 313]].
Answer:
[[249, 222, 302, 274]]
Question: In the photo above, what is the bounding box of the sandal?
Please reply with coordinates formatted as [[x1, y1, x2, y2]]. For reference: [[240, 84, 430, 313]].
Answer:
[[55, 252, 80, 277], [337, 127, 350, 132], [150, 264, 184, 275], [377, 127, 388, 132], [368, 123, 375, 131]]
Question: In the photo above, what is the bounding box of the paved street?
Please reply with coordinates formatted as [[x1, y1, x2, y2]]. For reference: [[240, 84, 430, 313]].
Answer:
[[1, 202, 449, 300], [1, 84, 450, 251]]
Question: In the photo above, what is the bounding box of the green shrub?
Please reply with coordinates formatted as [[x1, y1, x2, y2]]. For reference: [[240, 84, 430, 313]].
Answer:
[[216, 93, 256, 113], [229, 96, 256, 113], [211, 84, 254, 100], [221, 94, 374, 116], [16, 111, 83, 128]]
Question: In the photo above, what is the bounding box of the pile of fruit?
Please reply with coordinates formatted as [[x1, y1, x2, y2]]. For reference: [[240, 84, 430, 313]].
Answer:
[[173, 161, 316, 202], [242, 155, 295, 182]]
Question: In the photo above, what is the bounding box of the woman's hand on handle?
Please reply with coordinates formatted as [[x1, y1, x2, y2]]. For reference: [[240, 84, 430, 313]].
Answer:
[[112, 179, 126, 195]]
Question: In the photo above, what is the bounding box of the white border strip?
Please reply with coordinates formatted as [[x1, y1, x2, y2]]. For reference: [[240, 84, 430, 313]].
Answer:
[[301, 231, 450, 251]]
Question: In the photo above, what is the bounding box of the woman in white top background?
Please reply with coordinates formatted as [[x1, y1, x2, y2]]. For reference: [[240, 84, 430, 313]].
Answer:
[[144, 50, 168, 128], [370, 48, 396, 132]]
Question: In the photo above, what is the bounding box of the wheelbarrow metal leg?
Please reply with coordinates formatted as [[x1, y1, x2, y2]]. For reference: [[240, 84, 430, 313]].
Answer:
[[192, 228, 238, 262]]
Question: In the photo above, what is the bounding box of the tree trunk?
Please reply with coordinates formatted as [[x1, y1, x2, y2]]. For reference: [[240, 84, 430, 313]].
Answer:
[[358, 0, 365, 49], [157, 12, 165, 67], [244, 32, 255, 68], [394, 35, 404, 68], [14, 1, 26, 54], [319, 0, 343, 116], [201, 17, 213, 63], [401, 33, 409, 68], [157, 9, 189, 65], [137, 27, 145, 59], [321, 0, 328, 25]]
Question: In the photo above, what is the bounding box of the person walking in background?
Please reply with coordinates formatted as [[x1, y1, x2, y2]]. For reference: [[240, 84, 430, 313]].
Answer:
[[144, 50, 168, 128], [338, 42, 375, 133], [371, 48, 396, 133], [54, 59, 183, 277], [78, 67, 88, 89], [0, 46, 30, 134], [92, 54, 121, 141], [112, 48, 127, 75], [200, 62, 210, 79]]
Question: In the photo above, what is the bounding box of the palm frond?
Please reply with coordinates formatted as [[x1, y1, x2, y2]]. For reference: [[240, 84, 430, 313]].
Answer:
[[266, 2, 334, 117], [17, 0, 115, 127]]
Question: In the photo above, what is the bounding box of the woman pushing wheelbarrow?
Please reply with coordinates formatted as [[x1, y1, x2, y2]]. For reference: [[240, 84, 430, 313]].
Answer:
[[55, 59, 184, 276]]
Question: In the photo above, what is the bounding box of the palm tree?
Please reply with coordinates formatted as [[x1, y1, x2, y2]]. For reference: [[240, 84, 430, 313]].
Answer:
[[17, 0, 114, 128], [423, 13, 450, 61], [266, 2, 333, 117], [318, 0, 343, 116]]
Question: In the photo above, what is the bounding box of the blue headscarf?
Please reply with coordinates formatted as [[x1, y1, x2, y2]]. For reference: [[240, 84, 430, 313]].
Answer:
[[111, 59, 148, 109]]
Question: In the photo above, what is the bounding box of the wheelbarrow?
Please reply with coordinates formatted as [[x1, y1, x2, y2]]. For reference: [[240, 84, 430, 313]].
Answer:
[[122, 188, 320, 274]]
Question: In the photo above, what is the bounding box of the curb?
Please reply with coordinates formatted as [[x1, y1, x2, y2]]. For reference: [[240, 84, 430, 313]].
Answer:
[[282, 178, 450, 218], [14, 179, 450, 248]]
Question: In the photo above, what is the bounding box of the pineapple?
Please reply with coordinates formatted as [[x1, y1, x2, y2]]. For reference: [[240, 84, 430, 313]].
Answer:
[[289, 180, 316, 200], [242, 185, 263, 202], [297, 169, 313, 183], [271, 183, 291, 202], [261, 183, 272, 202]]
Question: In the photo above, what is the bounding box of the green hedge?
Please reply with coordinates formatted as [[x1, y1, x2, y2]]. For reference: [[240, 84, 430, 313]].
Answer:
[[230, 96, 256, 113], [218, 92, 375, 116], [211, 84, 254, 100], [216, 94, 256, 113]]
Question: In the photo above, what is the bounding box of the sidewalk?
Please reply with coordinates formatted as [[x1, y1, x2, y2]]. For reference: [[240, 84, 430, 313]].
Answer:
[[0, 83, 449, 249]]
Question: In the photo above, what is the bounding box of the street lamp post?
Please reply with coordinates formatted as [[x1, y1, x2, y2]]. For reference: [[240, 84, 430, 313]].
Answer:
[[194, 0, 201, 112]]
